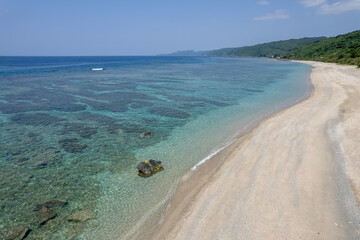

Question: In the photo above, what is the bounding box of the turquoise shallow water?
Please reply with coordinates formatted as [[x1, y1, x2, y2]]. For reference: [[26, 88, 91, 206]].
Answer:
[[0, 56, 311, 239]]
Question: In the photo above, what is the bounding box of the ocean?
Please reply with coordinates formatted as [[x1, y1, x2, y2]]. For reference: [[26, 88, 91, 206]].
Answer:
[[0, 56, 312, 239]]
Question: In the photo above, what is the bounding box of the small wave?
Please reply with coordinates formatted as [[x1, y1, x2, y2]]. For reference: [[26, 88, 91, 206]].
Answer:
[[191, 139, 235, 171]]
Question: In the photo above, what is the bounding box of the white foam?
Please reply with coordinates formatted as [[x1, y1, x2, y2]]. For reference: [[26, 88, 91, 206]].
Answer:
[[191, 139, 235, 171]]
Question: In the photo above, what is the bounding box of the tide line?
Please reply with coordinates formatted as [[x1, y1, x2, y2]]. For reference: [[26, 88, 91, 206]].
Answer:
[[191, 139, 236, 171]]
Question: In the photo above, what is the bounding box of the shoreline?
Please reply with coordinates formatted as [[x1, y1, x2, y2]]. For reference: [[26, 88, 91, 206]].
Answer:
[[152, 61, 360, 239]]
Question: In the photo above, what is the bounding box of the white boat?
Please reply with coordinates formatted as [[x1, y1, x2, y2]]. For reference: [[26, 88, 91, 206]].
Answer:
[[92, 68, 104, 71]]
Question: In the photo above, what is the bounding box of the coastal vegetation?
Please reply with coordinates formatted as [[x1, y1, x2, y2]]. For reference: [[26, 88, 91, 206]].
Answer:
[[205, 30, 360, 67], [283, 30, 360, 67], [205, 37, 326, 58], [165, 30, 360, 68]]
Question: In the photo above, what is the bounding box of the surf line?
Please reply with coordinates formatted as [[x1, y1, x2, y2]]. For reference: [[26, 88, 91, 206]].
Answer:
[[191, 139, 236, 171]]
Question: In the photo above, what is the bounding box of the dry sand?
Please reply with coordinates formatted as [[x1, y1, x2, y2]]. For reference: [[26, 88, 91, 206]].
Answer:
[[153, 62, 360, 240]]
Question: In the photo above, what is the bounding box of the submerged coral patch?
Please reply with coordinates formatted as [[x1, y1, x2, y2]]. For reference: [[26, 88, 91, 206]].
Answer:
[[80, 99, 127, 112], [60, 123, 97, 139], [149, 107, 191, 119], [59, 138, 87, 153], [1, 88, 86, 113], [202, 99, 229, 107], [242, 87, 264, 93], [77, 112, 118, 125], [11, 113, 64, 126]]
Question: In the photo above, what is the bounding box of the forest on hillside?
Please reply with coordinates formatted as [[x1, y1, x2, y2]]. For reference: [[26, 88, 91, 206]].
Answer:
[[206, 37, 326, 58], [283, 30, 360, 67]]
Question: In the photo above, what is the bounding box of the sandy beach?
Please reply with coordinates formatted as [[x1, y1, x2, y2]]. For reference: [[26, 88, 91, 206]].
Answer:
[[153, 62, 360, 240]]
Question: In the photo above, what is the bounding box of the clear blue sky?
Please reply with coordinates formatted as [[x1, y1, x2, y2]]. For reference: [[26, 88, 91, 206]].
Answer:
[[1, 0, 359, 56]]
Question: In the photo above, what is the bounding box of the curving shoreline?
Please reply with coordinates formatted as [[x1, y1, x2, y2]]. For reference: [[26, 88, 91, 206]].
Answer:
[[152, 62, 360, 240]]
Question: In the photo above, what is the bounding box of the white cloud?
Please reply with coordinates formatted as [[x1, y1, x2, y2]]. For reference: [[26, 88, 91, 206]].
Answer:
[[257, 1, 270, 5], [300, 0, 326, 7], [253, 9, 290, 20], [319, 0, 360, 14], [300, 0, 360, 14]]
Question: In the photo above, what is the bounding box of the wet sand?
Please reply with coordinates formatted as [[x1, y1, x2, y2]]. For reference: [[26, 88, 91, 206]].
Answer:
[[153, 62, 360, 240]]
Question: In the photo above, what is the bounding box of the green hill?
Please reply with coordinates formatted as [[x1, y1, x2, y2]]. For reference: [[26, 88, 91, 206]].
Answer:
[[206, 37, 326, 57], [283, 30, 360, 67]]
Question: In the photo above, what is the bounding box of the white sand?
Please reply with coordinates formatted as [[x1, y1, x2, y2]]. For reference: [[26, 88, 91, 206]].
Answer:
[[153, 62, 360, 240]]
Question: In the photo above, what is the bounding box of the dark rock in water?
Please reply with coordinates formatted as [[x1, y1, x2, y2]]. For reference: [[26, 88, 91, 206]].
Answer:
[[139, 131, 152, 138], [34, 199, 68, 211], [38, 207, 57, 225], [137, 162, 151, 175], [137, 159, 163, 177], [59, 138, 87, 153], [14, 157, 29, 165], [34, 199, 67, 225], [67, 210, 95, 222], [35, 161, 48, 168], [5, 226, 31, 240]]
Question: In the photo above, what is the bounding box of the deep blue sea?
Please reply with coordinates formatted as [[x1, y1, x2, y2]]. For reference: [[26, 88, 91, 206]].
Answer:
[[0, 56, 312, 239]]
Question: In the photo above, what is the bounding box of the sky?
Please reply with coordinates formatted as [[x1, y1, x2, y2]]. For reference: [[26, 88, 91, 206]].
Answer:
[[0, 0, 360, 56]]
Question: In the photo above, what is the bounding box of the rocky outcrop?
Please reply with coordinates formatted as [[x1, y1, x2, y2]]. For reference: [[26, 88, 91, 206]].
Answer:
[[67, 210, 95, 222], [140, 131, 152, 138], [38, 207, 57, 225], [34, 199, 68, 211], [5, 227, 31, 240], [137, 159, 163, 177], [35, 161, 48, 168], [34, 199, 68, 225]]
